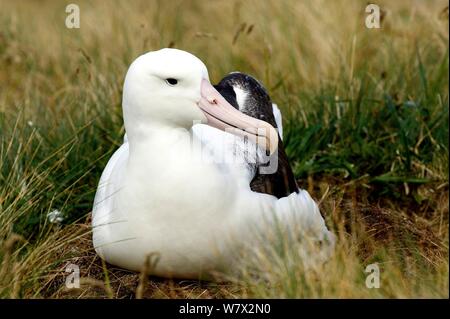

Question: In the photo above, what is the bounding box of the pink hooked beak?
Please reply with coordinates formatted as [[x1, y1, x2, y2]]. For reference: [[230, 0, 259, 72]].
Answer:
[[198, 79, 278, 155]]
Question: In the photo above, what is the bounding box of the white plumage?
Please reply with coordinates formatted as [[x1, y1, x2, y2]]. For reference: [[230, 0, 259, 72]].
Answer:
[[272, 103, 283, 139], [92, 49, 334, 278]]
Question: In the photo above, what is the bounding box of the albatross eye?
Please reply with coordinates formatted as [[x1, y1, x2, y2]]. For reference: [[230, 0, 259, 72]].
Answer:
[[165, 78, 178, 86]]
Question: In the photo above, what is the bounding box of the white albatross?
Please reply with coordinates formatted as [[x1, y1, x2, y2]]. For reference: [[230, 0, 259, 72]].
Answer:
[[92, 48, 334, 279]]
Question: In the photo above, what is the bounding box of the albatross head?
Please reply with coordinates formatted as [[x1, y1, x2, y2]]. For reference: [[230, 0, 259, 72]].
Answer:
[[122, 48, 278, 154]]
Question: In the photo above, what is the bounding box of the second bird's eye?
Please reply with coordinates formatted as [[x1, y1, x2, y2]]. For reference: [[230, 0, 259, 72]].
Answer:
[[165, 78, 178, 86]]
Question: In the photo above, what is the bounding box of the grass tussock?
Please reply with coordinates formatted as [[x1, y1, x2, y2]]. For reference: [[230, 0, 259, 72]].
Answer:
[[0, 0, 448, 298]]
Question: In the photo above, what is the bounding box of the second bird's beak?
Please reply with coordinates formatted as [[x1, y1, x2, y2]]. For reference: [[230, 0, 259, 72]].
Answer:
[[198, 79, 278, 155]]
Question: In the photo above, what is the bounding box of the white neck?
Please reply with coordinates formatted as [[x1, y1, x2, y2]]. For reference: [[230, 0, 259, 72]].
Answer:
[[122, 122, 237, 222], [127, 123, 191, 156]]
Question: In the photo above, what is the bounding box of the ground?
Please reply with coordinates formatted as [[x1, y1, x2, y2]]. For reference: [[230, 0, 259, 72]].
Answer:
[[0, 0, 448, 298]]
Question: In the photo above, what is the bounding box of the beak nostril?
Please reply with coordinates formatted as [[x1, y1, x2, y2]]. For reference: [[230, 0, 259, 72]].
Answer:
[[207, 96, 218, 104]]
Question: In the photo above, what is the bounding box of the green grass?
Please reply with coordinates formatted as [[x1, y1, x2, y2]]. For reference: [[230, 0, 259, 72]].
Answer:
[[0, 0, 448, 298]]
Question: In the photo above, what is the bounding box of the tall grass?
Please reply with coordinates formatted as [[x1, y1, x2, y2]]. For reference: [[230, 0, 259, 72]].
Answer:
[[0, 0, 448, 298]]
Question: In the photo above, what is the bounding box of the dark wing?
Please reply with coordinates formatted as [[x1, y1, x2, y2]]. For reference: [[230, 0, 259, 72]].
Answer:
[[214, 72, 299, 199]]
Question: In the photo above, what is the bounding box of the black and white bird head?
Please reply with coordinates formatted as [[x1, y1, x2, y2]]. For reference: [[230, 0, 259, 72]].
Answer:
[[213, 72, 277, 128]]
